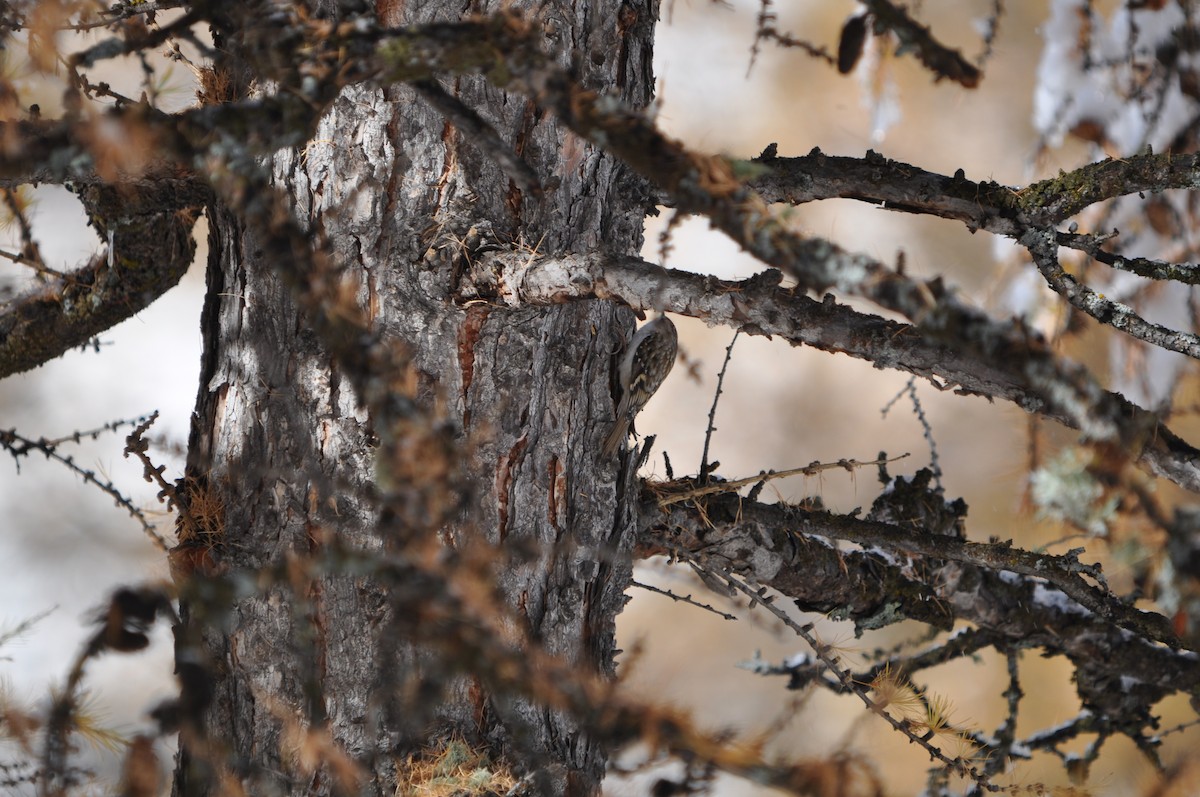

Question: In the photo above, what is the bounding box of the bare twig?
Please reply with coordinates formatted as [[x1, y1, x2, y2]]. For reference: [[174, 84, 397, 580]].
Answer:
[[0, 418, 168, 551], [699, 330, 738, 483], [1024, 226, 1200, 359], [655, 454, 909, 508], [881, 378, 941, 489], [630, 579, 738, 621]]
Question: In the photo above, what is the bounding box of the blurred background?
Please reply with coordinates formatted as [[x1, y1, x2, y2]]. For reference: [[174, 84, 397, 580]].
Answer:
[[1, 1, 1195, 794]]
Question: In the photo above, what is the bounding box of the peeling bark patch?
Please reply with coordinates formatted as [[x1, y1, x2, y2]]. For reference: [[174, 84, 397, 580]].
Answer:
[[305, 483, 322, 528], [547, 455, 565, 533], [504, 180, 522, 220], [304, 546, 329, 686], [375, 0, 403, 27], [560, 131, 585, 179], [365, 271, 380, 324], [459, 304, 490, 426], [495, 435, 527, 542], [468, 677, 487, 732], [319, 420, 333, 462], [434, 117, 459, 209]]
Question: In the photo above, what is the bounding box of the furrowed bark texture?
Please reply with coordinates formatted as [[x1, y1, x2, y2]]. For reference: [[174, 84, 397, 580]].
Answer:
[[178, 1, 657, 795]]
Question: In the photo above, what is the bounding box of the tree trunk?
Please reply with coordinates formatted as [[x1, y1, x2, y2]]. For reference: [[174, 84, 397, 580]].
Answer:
[[174, 1, 657, 795]]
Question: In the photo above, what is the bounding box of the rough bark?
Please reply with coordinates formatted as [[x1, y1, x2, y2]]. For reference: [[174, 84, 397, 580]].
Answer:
[[176, 1, 657, 795]]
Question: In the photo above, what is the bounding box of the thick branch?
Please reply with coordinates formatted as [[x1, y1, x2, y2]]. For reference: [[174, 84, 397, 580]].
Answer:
[[0, 184, 201, 379], [637, 489, 1198, 734], [463, 251, 1200, 493], [745, 148, 1200, 235], [745, 147, 1025, 234]]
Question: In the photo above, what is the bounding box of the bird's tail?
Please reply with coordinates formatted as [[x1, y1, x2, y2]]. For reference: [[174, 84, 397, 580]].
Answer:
[[602, 416, 630, 458]]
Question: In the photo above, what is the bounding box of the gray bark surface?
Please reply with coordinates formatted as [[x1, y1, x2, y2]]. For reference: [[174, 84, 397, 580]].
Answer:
[[178, 1, 658, 795]]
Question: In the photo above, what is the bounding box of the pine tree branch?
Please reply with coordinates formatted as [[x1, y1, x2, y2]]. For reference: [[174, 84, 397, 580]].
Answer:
[[0, 184, 201, 379], [636, 483, 1197, 747]]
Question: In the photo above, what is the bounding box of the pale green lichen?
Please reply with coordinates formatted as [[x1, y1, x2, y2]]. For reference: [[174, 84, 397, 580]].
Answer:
[[1028, 447, 1119, 535]]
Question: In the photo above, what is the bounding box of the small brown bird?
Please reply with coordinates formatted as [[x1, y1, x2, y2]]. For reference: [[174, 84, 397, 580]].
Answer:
[[603, 314, 678, 457]]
